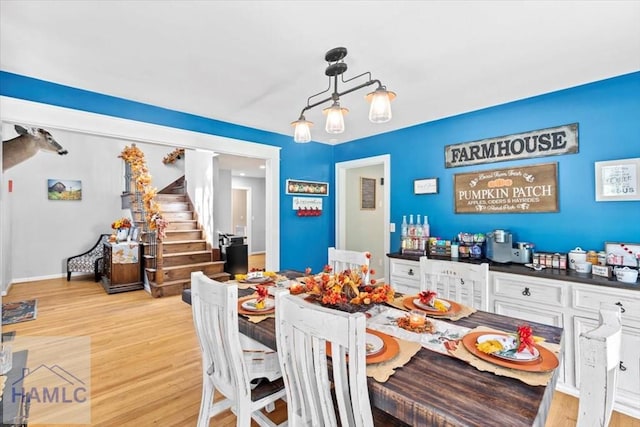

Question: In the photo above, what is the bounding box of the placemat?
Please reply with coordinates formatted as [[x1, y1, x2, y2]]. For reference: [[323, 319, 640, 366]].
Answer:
[[387, 295, 476, 321], [366, 337, 422, 383], [448, 326, 561, 386], [240, 313, 275, 324]]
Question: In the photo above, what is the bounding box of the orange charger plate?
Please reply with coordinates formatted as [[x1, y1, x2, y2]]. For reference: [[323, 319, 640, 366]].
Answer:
[[327, 329, 400, 365], [403, 296, 461, 317], [462, 331, 559, 372], [237, 295, 275, 315]]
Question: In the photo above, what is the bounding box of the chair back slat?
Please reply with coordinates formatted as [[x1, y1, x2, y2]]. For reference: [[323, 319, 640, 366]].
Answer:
[[419, 257, 489, 310], [191, 272, 249, 401], [577, 304, 622, 427], [328, 247, 370, 283], [275, 292, 373, 427]]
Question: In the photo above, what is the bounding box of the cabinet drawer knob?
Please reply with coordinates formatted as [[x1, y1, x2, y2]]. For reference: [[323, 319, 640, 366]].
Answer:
[[408, 268, 414, 276], [615, 301, 626, 313], [620, 361, 627, 371], [522, 287, 531, 296]]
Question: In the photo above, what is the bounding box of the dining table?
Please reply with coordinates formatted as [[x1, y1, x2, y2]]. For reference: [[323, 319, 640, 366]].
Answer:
[[183, 286, 564, 427]]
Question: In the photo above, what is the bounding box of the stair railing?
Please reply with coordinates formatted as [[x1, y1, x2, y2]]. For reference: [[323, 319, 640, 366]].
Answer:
[[120, 145, 164, 284]]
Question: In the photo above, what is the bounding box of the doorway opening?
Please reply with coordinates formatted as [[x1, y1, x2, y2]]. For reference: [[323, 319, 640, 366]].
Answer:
[[335, 154, 391, 282]]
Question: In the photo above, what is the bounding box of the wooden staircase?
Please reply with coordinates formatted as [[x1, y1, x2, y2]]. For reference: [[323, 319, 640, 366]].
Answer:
[[143, 193, 230, 297]]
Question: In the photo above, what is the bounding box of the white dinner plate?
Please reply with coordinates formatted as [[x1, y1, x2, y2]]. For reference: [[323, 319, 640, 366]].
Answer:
[[366, 333, 385, 356], [476, 334, 540, 362], [241, 298, 275, 312], [413, 298, 451, 312]]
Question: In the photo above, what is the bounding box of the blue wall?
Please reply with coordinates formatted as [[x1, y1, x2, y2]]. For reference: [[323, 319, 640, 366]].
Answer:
[[336, 72, 640, 255], [2, 71, 639, 272]]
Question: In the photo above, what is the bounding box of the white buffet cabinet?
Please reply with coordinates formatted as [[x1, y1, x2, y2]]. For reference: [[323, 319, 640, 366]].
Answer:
[[387, 256, 640, 419]]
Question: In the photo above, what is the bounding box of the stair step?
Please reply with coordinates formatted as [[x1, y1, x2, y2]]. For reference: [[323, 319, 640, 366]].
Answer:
[[167, 220, 198, 231], [162, 240, 208, 253], [164, 230, 202, 241], [147, 271, 231, 298], [162, 261, 226, 281], [158, 202, 190, 212], [162, 211, 194, 221], [156, 194, 186, 202], [162, 251, 212, 267]]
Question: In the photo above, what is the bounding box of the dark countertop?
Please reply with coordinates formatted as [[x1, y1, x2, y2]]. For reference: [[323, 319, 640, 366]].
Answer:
[[387, 252, 640, 292]]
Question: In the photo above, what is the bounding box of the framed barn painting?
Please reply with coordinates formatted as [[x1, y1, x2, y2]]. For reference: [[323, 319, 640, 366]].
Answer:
[[47, 179, 82, 201]]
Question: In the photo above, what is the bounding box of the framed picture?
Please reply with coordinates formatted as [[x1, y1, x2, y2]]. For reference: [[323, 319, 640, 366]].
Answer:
[[286, 179, 329, 196], [360, 177, 376, 210], [129, 227, 140, 242], [595, 157, 640, 201], [414, 177, 438, 195], [47, 179, 82, 201]]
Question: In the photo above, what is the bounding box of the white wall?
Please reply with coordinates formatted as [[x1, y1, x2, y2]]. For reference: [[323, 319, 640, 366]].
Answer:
[[185, 149, 215, 245], [345, 164, 385, 279], [232, 176, 266, 253], [1, 123, 184, 282], [215, 168, 232, 246]]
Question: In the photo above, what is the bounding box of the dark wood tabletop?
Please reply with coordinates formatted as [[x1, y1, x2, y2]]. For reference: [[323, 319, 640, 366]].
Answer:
[[234, 288, 563, 427]]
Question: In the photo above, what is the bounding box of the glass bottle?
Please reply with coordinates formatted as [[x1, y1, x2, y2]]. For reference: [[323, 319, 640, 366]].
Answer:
[[422, 215, 430, 238], [401, 215, 408, 238], [408, 214, 415, 237]]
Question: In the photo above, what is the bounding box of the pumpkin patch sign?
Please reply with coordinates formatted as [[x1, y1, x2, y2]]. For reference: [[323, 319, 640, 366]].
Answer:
[[454, 163, 558, 214]]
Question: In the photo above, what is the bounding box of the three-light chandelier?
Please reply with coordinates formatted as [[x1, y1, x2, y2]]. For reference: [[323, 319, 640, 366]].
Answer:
[[291, 47, 396, 143]]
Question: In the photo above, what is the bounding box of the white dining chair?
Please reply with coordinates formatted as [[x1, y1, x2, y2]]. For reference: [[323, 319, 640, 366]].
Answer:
[[328, 247, 370, 283], [419, 257, 490, 311], [577, 304, 622, 427], [274, 291, 373, 427], [190, 271, 286, 427]]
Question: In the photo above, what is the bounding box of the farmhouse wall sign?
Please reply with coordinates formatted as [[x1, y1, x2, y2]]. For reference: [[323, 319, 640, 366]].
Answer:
[[454, 163, 558, 214], [445, 123, 578, 168]]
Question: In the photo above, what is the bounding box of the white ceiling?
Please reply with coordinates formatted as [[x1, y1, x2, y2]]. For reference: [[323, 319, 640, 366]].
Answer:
[[1, 1, 639, 161]]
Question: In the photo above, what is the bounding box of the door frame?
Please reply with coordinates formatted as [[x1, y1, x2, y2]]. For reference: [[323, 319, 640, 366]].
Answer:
[[335, 154, 391, 283]]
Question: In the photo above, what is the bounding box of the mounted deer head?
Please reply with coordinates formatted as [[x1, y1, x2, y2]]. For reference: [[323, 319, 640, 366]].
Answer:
[[2, 125, 68, 171]]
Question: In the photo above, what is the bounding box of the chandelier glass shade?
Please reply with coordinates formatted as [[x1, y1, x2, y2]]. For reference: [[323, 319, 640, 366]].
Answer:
[[366, 87, 396, 123], [323, 101, 348, 134], [292, 47, 395, 143], [291, 116, 313, 143]]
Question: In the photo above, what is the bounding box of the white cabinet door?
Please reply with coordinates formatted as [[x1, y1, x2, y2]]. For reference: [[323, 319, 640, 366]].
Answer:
[[493, 300, 565, 327]]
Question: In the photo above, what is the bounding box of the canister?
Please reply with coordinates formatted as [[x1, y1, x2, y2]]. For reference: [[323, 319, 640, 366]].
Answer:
[[597, 251, 607, 266], [568, 247, 587, 270], [587, 250, 598, 265], [559, 254, 567, 269]]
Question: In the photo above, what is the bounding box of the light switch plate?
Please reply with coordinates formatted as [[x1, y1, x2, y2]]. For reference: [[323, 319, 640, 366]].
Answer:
[[389, 223, 396, 232]]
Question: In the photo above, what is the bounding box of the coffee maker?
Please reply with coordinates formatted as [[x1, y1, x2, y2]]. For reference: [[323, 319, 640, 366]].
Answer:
[[486, 229, 513, 263], [486, 230, 534, 264]]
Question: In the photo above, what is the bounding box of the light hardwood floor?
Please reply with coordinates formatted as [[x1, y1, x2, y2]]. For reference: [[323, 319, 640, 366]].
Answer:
[[248, 252, 265, 272], [2, 277, 638, 426]]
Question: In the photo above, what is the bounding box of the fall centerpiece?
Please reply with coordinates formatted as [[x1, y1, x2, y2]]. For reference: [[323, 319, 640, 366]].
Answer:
[[300, 263, 394, 312]]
